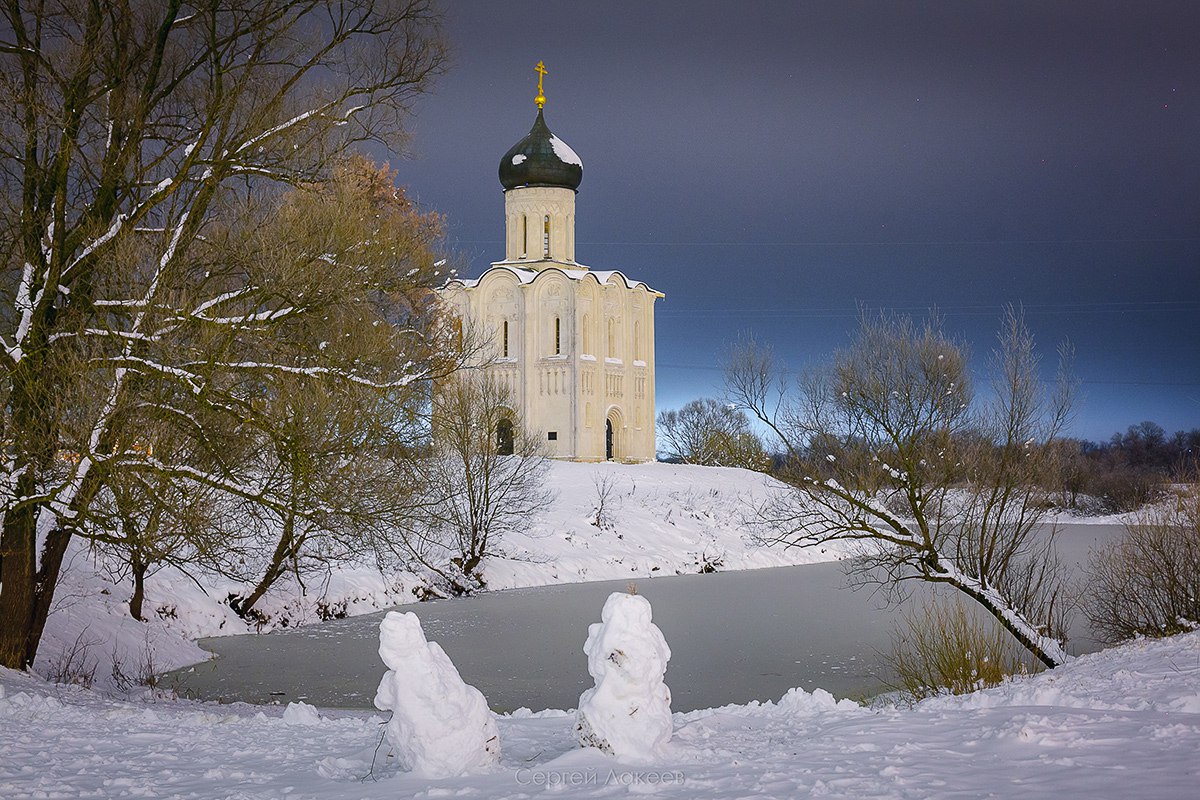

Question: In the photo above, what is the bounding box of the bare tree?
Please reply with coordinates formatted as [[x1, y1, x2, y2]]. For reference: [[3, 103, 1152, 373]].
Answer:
[[1085, 483, 1200, 642], [657, 397, 770, 471], [0, 1, 448, 669], [728, 310, 1076, 668], [590, 472, 622, 530], [412, 374, 553, 594]]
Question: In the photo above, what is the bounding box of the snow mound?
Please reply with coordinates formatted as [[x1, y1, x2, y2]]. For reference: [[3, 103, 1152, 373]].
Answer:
[[282, 701, 321, 726], [373, 611, 500, 777], [576, 592, 672, 761], [776, 686, 860, 715]]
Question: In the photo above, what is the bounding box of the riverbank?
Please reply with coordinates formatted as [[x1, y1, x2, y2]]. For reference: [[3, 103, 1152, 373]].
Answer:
[[35, 462, 861, 686], [169, 522, 1125, 712], [33, 460, 1136, 692]]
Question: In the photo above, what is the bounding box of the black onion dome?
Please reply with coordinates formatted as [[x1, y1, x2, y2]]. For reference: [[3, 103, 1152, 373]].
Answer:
[[498, 109, 583, 191]]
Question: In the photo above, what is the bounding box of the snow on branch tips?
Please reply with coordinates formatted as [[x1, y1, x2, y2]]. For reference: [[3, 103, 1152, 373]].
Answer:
[[373, 611, 499, 778], [576, 591, 673, 761]]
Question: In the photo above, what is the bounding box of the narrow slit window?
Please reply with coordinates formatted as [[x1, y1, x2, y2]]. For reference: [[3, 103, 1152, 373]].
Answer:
[[502, 319, 509, 357], [543, 214, 550, 257], [521, 215, 527, 258], [554, 317, 561, 355]]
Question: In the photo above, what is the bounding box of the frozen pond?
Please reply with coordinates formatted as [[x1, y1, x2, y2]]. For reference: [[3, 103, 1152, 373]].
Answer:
[[168, 523, 1122, 712]]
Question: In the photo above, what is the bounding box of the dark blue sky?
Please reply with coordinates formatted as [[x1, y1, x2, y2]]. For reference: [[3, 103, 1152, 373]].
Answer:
[[390, 1, 1199, 442]]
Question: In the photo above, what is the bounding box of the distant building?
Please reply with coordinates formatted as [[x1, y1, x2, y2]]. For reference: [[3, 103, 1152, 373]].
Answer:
[[441, 64, 662, 461]]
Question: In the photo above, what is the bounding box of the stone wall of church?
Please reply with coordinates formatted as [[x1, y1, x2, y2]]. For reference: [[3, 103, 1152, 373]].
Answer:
[[571, 277, 657, 462], [443, 267, 657, 462]]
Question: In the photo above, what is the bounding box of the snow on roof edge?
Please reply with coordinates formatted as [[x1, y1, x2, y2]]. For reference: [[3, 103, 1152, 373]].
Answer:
[[441, 262, 663, 297]]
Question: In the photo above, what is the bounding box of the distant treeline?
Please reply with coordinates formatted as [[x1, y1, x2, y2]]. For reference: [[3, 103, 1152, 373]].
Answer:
[[1056, 421, 1200, 512], [756, 420, 1199, 514]]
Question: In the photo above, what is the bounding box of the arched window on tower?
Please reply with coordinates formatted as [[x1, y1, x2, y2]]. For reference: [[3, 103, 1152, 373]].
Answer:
[[582, 314, 591, 353], [543, 214, 551, 258], [634, 320, 642, 361], [607, 317, 615, 358], [520, 215, 527, 258]]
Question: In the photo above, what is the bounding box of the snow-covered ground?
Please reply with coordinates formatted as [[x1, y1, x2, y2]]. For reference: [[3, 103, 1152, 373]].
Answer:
[[36, 462, 856, 685], [12, 461, 1194, 798], [3, 629, 1196, 799]]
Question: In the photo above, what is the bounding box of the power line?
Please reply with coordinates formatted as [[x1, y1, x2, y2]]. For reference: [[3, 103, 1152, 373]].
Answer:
[[447, 237, 1200, 247], [655, 362, 1200, 388], [657, 300, 1200, 319]]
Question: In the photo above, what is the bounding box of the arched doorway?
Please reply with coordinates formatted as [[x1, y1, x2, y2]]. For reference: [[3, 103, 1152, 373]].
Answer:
[[605, 408, 623, 461], [496, 418, 514, 456]]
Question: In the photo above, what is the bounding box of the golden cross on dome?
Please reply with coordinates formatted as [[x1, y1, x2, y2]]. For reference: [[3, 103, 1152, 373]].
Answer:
[[535, 60, 548, 109]]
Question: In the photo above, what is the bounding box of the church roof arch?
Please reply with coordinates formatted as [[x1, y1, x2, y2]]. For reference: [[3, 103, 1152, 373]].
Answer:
[[445, 264, 662, 298]]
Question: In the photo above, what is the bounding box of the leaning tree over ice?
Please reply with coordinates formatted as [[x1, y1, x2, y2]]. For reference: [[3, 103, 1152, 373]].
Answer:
[[727, 309, 1076, 668], [0, 0, 449, 669]]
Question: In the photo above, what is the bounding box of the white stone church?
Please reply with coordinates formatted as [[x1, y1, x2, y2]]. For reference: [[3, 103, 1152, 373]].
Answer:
[[441, 69, 661, 461]]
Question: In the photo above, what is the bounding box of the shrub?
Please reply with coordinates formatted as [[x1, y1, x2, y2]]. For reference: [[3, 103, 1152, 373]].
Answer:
[[882, 596, 1033, 701], [1085, 485, 1200, 642]]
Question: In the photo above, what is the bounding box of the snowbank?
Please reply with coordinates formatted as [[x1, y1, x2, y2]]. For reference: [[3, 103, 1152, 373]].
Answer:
[[576, 592, 673, 760], [2, 630, 1197, 799], [373, 611, 500, 777]]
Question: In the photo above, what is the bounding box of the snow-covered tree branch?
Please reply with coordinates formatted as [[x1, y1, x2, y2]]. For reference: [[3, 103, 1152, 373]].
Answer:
[[0, 0, 449, 669]]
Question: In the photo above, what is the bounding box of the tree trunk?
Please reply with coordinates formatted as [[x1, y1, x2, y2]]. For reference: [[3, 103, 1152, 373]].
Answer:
[[26, 526, 75, 667], [952, 579, 1069, 669], [235, 514, 299, 619], [0, 472, 39, 668], [129, 558, 147, 621]]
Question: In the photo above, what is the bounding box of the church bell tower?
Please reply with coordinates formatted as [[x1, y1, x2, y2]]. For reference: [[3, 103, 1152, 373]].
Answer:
[[497, 61, 583, 265]]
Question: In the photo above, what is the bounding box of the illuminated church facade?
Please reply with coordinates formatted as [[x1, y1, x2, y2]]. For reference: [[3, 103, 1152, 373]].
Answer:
[[441, 64, 661, 461]]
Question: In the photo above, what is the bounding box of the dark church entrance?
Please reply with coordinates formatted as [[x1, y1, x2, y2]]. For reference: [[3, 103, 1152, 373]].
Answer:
[[496, 418, 514, 456], [605, 418, 614, 460]]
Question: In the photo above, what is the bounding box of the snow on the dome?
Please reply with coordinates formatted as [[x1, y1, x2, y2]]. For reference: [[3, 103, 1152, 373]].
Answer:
[[511, 154, 526, 165], [550, 135, 583, 167], [373, 611, 500, 778], [576, 592, 673, 761]]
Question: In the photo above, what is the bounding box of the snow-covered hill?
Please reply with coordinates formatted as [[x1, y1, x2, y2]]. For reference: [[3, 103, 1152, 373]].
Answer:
[[37, 462, 851, 682], [3, 627, 1197, 799]]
